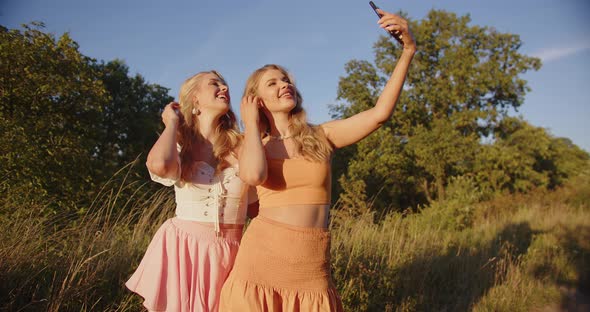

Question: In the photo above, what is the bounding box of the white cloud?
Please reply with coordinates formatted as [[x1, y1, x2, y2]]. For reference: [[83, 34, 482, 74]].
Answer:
[[533, 42, 590, 63]]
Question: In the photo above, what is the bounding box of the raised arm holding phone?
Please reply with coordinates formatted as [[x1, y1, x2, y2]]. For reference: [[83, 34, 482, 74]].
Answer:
[[219, 3, 416, 311]]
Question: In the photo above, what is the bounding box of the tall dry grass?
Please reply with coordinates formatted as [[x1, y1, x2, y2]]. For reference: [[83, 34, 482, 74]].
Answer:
[[330, 174, 590, 311], [1, 170, 588, 311], [0, 166, 175, 311]]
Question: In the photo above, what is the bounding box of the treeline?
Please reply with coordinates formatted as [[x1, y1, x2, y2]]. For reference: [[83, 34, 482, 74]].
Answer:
[[331, 10, 589, 214], [1, 13, 588, 217], [0, 22, 173, 213]]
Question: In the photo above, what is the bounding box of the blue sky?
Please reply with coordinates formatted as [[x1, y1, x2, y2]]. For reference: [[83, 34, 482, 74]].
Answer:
[[3, 0, 589, 152]]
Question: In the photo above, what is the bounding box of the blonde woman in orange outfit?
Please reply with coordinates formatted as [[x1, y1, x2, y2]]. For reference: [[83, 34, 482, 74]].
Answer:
[[219, 8, 416, 312]]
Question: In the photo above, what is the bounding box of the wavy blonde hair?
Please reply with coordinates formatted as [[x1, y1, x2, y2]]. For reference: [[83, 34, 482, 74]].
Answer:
[[177, 70, 240, 180], [243, 64, 333, 162]]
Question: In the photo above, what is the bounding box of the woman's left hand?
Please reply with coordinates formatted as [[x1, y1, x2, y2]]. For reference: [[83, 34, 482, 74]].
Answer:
[[377, 9, 416, 51], [241, 95, 262, 131]]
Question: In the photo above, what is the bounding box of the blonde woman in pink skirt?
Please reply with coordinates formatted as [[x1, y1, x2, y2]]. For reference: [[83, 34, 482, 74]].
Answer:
[[125, 70, 255, 312]]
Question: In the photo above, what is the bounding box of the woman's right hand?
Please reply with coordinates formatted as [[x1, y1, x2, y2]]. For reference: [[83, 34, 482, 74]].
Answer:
[[162, 102, 181, 129], [241, 96, 261, 130], [377, 9, 416, 51]]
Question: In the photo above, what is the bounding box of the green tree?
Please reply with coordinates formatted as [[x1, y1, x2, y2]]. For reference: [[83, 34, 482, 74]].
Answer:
[[547, 137, 590, 187], [0, 23, 174, 211], [0, 23, 108, 209], [406, 118, 479, 201], [336, 127, 420, 213], [331, 10, 542, 212], [92, 60, 173, 180], [475, 117, 590, 194]]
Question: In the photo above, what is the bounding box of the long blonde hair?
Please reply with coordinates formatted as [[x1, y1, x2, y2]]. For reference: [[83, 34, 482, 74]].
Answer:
[[177, 70, 240, 180], [243, 64, 333, 162]]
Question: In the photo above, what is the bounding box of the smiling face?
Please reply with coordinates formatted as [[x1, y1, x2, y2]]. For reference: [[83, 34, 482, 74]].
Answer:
[[256, 69, 298, 114], [193, 72, 231, 115]]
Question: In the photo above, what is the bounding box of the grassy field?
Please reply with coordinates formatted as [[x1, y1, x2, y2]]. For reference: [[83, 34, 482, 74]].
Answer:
[[330, 174, 590, 311], [1, 174, 588, 311]]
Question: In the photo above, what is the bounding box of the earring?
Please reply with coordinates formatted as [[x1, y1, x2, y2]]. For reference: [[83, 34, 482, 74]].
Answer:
[[192, 108, 200, 115]]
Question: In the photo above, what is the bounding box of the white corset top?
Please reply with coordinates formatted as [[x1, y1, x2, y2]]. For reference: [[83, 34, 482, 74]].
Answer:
[[149, 161, 252, 233]]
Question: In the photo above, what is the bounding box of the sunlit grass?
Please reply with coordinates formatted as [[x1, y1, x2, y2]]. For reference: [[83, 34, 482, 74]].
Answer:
[[330, 176, 590, 311], [1, 170, 588, 311], [0, 165, 175, 311]]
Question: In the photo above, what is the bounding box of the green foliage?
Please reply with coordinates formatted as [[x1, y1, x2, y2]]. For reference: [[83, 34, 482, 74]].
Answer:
[[330, 9, 590, 214], [92, 60, 173, 180], [475, 117, 590, 194], [331, 60, 385, 119], [336, 127, 423, 213], [419, 175, 483, 232], [406, 118, 479, 201], [0, 23, 173, 212], [0, 22, 108, 208], [565, 172, 590, 209], [546, 137, 590, 188], [330, 180, 590, 311], [335, 10, 542, 135]]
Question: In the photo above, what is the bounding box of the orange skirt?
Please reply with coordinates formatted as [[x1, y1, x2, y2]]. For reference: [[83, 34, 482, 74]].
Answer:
[[219, 215, 343, 312]]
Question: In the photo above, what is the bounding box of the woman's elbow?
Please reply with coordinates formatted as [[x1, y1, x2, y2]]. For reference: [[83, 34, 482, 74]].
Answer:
[[372, 114, 390, 128], [368, 106, 393, 126], [146, 159, 171, 177]]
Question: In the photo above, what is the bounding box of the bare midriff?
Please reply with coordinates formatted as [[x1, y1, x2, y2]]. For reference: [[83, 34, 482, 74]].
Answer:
[[259, 204, 330, 228]]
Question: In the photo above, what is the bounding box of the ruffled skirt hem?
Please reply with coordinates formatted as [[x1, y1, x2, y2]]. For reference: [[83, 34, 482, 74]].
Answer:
[[220, 276, 343, 312], [126, 217, 242, 312]]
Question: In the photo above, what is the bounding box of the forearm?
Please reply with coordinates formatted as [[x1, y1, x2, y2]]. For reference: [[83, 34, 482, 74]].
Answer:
[[321, 12, 415, 149], [239, 127, 267, 185], [146, 125, 179, 177], [372, 47, 415, 123]]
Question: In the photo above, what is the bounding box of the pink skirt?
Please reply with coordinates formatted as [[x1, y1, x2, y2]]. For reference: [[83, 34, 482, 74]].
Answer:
[[125, 217, 242, 312]]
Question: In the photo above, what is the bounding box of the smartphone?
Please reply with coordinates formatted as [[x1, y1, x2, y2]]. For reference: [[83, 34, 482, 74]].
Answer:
[[369, 1, 383, 18], [368, 1, 403, 44]]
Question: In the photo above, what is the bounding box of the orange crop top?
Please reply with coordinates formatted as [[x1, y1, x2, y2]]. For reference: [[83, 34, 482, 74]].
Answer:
[[256, 158, 331, 208]]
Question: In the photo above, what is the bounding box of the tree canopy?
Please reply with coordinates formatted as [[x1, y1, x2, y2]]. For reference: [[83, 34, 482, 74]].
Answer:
[[1, 17, 587, 216], [0, 23, 173, 211], [331, 10, 588, 213]]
